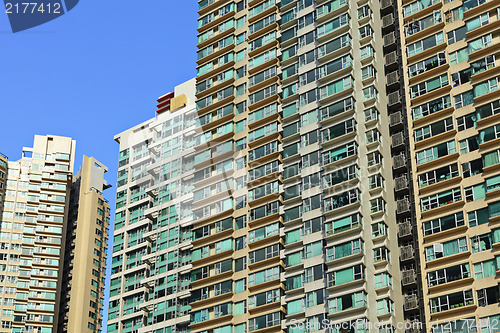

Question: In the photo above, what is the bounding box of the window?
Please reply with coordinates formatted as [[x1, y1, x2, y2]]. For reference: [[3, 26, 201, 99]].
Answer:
[[447, 26, 467, 44], [413, 95, 451, 120], [361, 65, 375, 80], [428, 263, 470, 287], [478, 285, 500, 307], [468, 34, 493, 54], [358, 5, 370, 19], [366, 129, 380, 144], [471, 55, 496, 76], [235, 236, 246, 250], [471, 230, 500, 253], [375, 273, 392, 289], [360, 45, 374, 59], [423, 212, 464, 235], [430, 290, 473, 313], [425, 237, 467, 261], [248, 267, 279, 286], [416, 140, 456, 165], [329, 292, 366, 313], [474, 78, 499, 97], [325, 214, 360, 235], [377, 298, 394, 315], [364, 107, 379, 121], [236, 32, 246, 45], [421, 187, 461, 211], [449, 47, 469, 66], [410, 74, 448, 98], [372, 222, 387, 237], [236, 49, 247, 63], [301, 130, 319, 147], [234, 278, 246, 293], [317, 14, 349, 38], [327, 239, 362, 261], [367, 151, 382, 166], [322, 165, 358, 188], [444, 6, 464, 23], [373, 246, 390, 262], [328, 264, 363, 286], [249, 289, 279, 308], [415, 117, 453, 142], [234, 300, 246, 316], [359, 25, 373, 39], [370, 198, 385, 213], [407, 32, 443, 57], [362, 86, 377, 100], [409, 52, 446, 77], [464, 183, 486, 202], [248, 312, 280, 331], [474, 259, 497, 279]]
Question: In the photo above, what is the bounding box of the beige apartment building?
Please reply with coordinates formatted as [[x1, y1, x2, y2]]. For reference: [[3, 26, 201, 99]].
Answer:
[[398, 0, 500, 330], [58, 155, 110, 332], [0, 135, 109, 333]]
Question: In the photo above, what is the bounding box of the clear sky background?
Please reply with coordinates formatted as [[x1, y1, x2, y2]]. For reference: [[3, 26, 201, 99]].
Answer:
[[0, 1, 198, 329]]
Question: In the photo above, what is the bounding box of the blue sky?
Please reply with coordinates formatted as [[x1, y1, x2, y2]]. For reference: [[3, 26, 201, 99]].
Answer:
[[0, 0, 198, 328]]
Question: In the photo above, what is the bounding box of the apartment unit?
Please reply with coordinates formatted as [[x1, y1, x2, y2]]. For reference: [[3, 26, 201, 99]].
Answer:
[[398, 0, 500, 330], [194, 0, 404, 333], [108, 79, 197, 333], [58, 155, 110, 332], [0, 135, 110, 333]]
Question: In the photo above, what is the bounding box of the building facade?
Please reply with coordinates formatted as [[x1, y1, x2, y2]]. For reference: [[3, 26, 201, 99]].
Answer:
[[0, 135, 75, 333], [108, 80, 197, 333], [0, 154, 7, 205], [194, 0, 405, 333], [0, 135, 110, 333], [398, 0, 500, 330], [58, 155, 110, 332]]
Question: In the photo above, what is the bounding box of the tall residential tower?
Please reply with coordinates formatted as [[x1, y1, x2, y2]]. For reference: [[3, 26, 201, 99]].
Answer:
[[0, 135, 110, 333], [58, 155, 110, 332], [398, 0, 500, 330], [194, 0, 404, 332], [108, 80, 197, 333]]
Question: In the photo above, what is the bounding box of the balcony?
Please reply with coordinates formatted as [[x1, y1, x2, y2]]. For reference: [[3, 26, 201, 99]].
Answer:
[[404, 295, 419, 311], [395, 175, 409, 192], [391, 132, 405, 148], [402, 269, 416, 286], [388, 91, 401, 106], [393, 154, 407, 169], [399, 221, 412, 237], [385, 51, 398, 68], [390, 111, 403, 127], [397, 198, 410, 214], [382, 13, 395, 29], [387, 71, 400, 87], [400, 245, 414, 261], [383, 32, 396, 48], [381, 0, 394, 12]]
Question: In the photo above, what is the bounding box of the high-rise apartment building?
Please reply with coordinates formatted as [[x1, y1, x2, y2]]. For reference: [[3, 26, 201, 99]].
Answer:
[[58, 155, 110, 332], [108, 80, 197, 333], [0, 154, 7, 205], [398, 0, 500, 330], [0, 135, 110, 333], [194, 1, 406, 333]]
